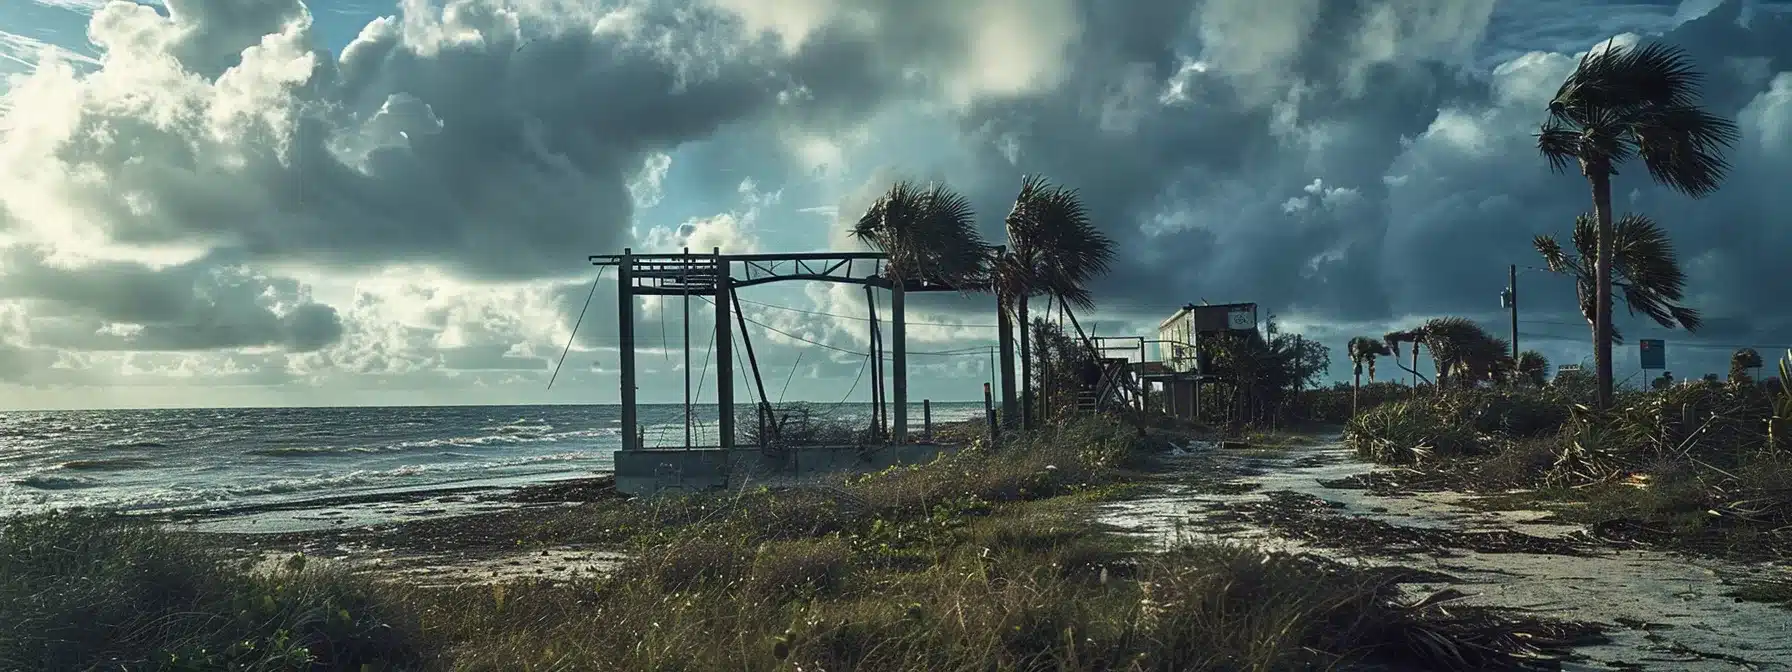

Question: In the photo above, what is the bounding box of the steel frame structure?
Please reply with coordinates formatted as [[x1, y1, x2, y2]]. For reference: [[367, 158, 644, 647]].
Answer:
[[588, 248, 975, 453]]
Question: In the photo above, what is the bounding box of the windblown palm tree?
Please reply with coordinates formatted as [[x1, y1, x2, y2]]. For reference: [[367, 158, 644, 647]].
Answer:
[[1515, 350, 1551, 387], [1419, 317, 1511, 389], [996, 175, 1116, 426], [849, 181, 989, 288], [849, 180, 993, 433], [1537, 40, 1737, 409], [1347, 336, 1393, 413], [1534, 213, 1702, 347], [1383, 329, 1430, 386]]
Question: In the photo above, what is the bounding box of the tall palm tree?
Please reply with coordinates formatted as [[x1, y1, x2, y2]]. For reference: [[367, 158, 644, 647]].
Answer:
[[1534, 213, 1702, 348], [850, 181, 995, 429], [1537, 40, 1737, 410], [1347, 336, 1392, 414], [997, 175, 1116, 427], [1516, 350, 1551, 387]]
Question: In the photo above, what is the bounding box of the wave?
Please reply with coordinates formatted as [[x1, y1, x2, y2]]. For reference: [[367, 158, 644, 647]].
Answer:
[[18, 475, 101, 490], [241, 427, 620, 458], [101, 440, 170, 450], [225, 451, 602, 497], [246, 445, 396, 457], [58, 458, 154, 471]]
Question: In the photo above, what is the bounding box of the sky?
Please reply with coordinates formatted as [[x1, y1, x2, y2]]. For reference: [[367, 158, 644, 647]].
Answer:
[[0, 0, 1787, 410]]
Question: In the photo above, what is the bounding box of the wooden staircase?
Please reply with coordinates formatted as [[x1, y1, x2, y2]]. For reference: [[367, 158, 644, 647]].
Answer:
[[1076, 357, 1146, 413]]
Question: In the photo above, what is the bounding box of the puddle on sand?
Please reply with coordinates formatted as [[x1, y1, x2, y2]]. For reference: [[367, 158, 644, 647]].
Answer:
[[1101, 440, 1792, 672]]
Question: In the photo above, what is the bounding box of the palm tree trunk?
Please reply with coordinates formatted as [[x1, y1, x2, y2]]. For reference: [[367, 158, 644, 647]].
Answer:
[[1589, 167, 1616, 411], [1353, 365, 1361, 416], [1041, 296, 1055, 420], [1408, 346, 1417, 386], [1017, 294, 1032, 430], [997, 295, 1017, 429]]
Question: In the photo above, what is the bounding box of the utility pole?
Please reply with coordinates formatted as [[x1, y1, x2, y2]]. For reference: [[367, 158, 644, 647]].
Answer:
[[1506, 264, 1519, 363]]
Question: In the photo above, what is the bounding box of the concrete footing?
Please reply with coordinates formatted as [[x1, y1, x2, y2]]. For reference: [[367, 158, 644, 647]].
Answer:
[[613, 443, 960, 496]]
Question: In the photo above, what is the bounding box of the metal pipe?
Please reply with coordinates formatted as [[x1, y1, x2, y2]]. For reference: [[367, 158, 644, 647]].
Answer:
[[864, 284, 884, 437]]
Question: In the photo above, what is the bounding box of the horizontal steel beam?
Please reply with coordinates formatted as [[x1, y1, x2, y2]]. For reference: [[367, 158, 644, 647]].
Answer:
[[591, 251, 892, 265]]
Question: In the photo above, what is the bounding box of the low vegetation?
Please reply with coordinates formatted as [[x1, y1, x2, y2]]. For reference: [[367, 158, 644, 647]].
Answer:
[[1341, 360, 1792, 572], [5, 417, 1601, 670]]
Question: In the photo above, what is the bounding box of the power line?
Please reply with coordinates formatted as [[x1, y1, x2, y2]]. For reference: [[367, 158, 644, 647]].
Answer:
[[1516, 331, 1790, 352]]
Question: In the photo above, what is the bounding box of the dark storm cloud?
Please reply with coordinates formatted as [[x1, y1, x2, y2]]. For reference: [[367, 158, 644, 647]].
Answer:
[[26, 0, 813, 283], [0, 247, 343, 352], [913, 0, 1791, 369], [8, 0, 1792, 391]]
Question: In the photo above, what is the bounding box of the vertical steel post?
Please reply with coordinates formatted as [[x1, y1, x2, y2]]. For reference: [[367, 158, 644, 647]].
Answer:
[[683, 247, 692, 450], [891, 279, 907, 444], [618, 249, 637, 450], [714, 249, 733, 449]]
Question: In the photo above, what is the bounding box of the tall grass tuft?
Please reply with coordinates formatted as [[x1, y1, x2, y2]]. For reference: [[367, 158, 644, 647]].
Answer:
[[0, 511, 417, 671]]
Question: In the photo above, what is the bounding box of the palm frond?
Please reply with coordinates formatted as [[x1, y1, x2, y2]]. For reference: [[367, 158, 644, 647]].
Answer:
[[1516, 350, 1551, 386], [1002, 175, 1115, 311], [1536, 121, 1583, 174], [850, 180, 989, 288], [1633, 103, 1739, 197], [1542, 212, 1699, 339], [1542, 40, 1736, 195]]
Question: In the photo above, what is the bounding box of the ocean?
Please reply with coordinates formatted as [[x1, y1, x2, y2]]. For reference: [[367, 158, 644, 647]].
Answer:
[[0, 402, 987, 523]]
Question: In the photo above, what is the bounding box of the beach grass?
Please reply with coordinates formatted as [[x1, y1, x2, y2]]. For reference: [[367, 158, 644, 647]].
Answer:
[[0, 511, 420, 671], [6, 416, 1597, 670]]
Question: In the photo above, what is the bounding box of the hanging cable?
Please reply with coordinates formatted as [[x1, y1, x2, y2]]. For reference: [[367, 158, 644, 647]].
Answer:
[[778, 352, 804, 403], [547, 266, 606, 391]]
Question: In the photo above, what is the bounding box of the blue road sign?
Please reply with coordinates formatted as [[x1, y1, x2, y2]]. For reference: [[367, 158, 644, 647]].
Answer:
[[1639, 339, 1666, 370]]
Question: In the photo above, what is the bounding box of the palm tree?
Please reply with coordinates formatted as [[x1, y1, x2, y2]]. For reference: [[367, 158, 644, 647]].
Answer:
[[996, 175, 1116, 427], [1537, 41, 1738, 410], [850, 181, 989, 288], [1419, 317, 1510, 389], [1383, 329, 1431, 387], [1731, 347, 1763, 384], [1534, 213, 1702, 347], [1516, 350, 1551, 387], [1347, 336, 1392, 414], [850, 181, 993, 431]]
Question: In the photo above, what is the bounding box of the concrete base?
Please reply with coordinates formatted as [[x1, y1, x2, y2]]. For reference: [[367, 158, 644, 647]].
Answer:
[[613, 443, 960, 497]]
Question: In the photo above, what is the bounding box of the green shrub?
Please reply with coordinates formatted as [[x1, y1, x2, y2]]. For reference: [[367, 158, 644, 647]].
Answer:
[[1344, 400, 1483, 464]]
